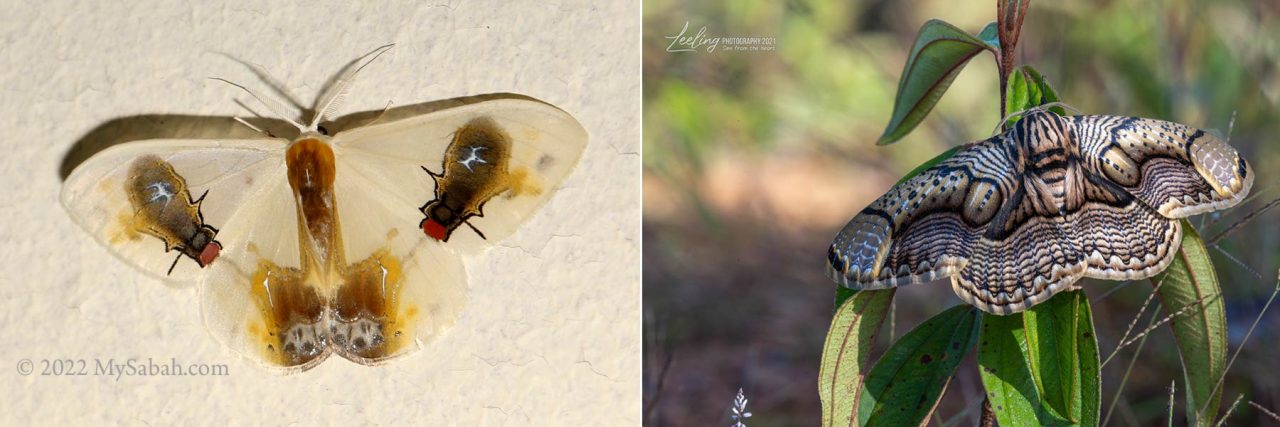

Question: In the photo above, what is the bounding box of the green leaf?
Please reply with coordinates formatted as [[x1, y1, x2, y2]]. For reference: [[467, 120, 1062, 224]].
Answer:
[[979, 312, 1055, 426], [876, 20, 997, 145], [977, 21, 1000, 51], [1003, 65, 1068, 129], [820, 290, 896, 426], [1003, 67, 1031, 129], [980, 291, 1099, 426], [857, 305, 980, 426], [1075, 293, 1101, 426], [1023, 292, 1078, 421], [834, 286, 859, 311], [1026, 291, 1101, 425], [1019, 65, 1066, 115], [1151, 221, 1226, 426]]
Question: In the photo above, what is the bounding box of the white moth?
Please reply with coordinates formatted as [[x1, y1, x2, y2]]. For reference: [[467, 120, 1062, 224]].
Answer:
[[60, 45, 588, 372]]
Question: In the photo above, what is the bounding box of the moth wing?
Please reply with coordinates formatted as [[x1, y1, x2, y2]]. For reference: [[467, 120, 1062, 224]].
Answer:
[[331, 97, 588, 252], [1074, 115, 1253, 218], [827, 136, 1018, 289], [326, 151, 468, 365], [1074, 200, 1182, 281], [954, 211, 1084, 315], [199, 172, 327, 372], [61, 139, 290, 282]]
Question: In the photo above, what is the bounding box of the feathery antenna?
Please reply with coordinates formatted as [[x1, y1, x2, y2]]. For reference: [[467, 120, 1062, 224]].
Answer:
[[310, 43, 396, 132], [210, 77, 306, 132]]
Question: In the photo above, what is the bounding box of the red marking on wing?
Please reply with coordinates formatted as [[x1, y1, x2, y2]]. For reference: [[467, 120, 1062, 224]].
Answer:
[[422, 219, 447, 241], [200, 242, 222, 266]]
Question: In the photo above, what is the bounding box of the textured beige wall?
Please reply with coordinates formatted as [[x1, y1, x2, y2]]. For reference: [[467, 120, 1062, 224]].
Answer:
[[0, 0, 639, 424]]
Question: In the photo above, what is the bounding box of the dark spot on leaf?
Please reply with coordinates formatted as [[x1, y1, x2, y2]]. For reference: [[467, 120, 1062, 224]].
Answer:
[[1082, 332, 1091, 338], [920, 354, 933, 364], [951, 341, 960, 350]]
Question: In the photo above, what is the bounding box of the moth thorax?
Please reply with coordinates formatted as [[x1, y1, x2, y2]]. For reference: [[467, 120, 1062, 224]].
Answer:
[[1014, 111, 1082, 214], [1013, 111, 1071, 159], [286, 138, 337, 190], [285, 137, 340, 253]]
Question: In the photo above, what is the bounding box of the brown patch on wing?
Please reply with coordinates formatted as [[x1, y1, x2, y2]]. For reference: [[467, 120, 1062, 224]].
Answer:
[[331, 247, 418, 362], [246, 256, 329, 368], [120, 155, 222, 269], [419, 117, 543, 241]]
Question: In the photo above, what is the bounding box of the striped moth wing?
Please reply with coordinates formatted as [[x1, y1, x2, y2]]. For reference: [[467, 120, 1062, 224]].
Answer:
[[827, 111, 1251, 314]]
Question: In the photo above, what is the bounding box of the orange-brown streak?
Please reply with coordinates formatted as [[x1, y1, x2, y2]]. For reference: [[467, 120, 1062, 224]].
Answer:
[[285, 138, 344, 274]]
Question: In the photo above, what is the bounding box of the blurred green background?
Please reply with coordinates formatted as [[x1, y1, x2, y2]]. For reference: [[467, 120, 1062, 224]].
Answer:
[[643, 0, 1280, 425]]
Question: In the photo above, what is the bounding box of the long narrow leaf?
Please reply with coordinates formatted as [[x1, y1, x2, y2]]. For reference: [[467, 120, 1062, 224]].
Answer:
[[857, 305, 981, 426], [979, 312, 1058, 426], [821, 290, 897, 426], [1074, 292, 1102, 427], [1151, 221, 1226, 426], [980, 291, 1100, 426]]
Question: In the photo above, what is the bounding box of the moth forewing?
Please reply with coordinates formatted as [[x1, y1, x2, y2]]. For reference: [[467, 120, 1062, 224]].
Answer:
[[60, 139, 287, 282], [331, 98, 588, 253]]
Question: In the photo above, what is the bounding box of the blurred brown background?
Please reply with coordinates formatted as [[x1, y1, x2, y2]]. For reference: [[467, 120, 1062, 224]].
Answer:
[[643, 0, 1280, 425]]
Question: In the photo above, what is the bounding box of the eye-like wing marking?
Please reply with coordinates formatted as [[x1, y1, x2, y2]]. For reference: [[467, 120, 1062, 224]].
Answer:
[[828, 135, 1017, 289], [1074, 115, 1252, 217]]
